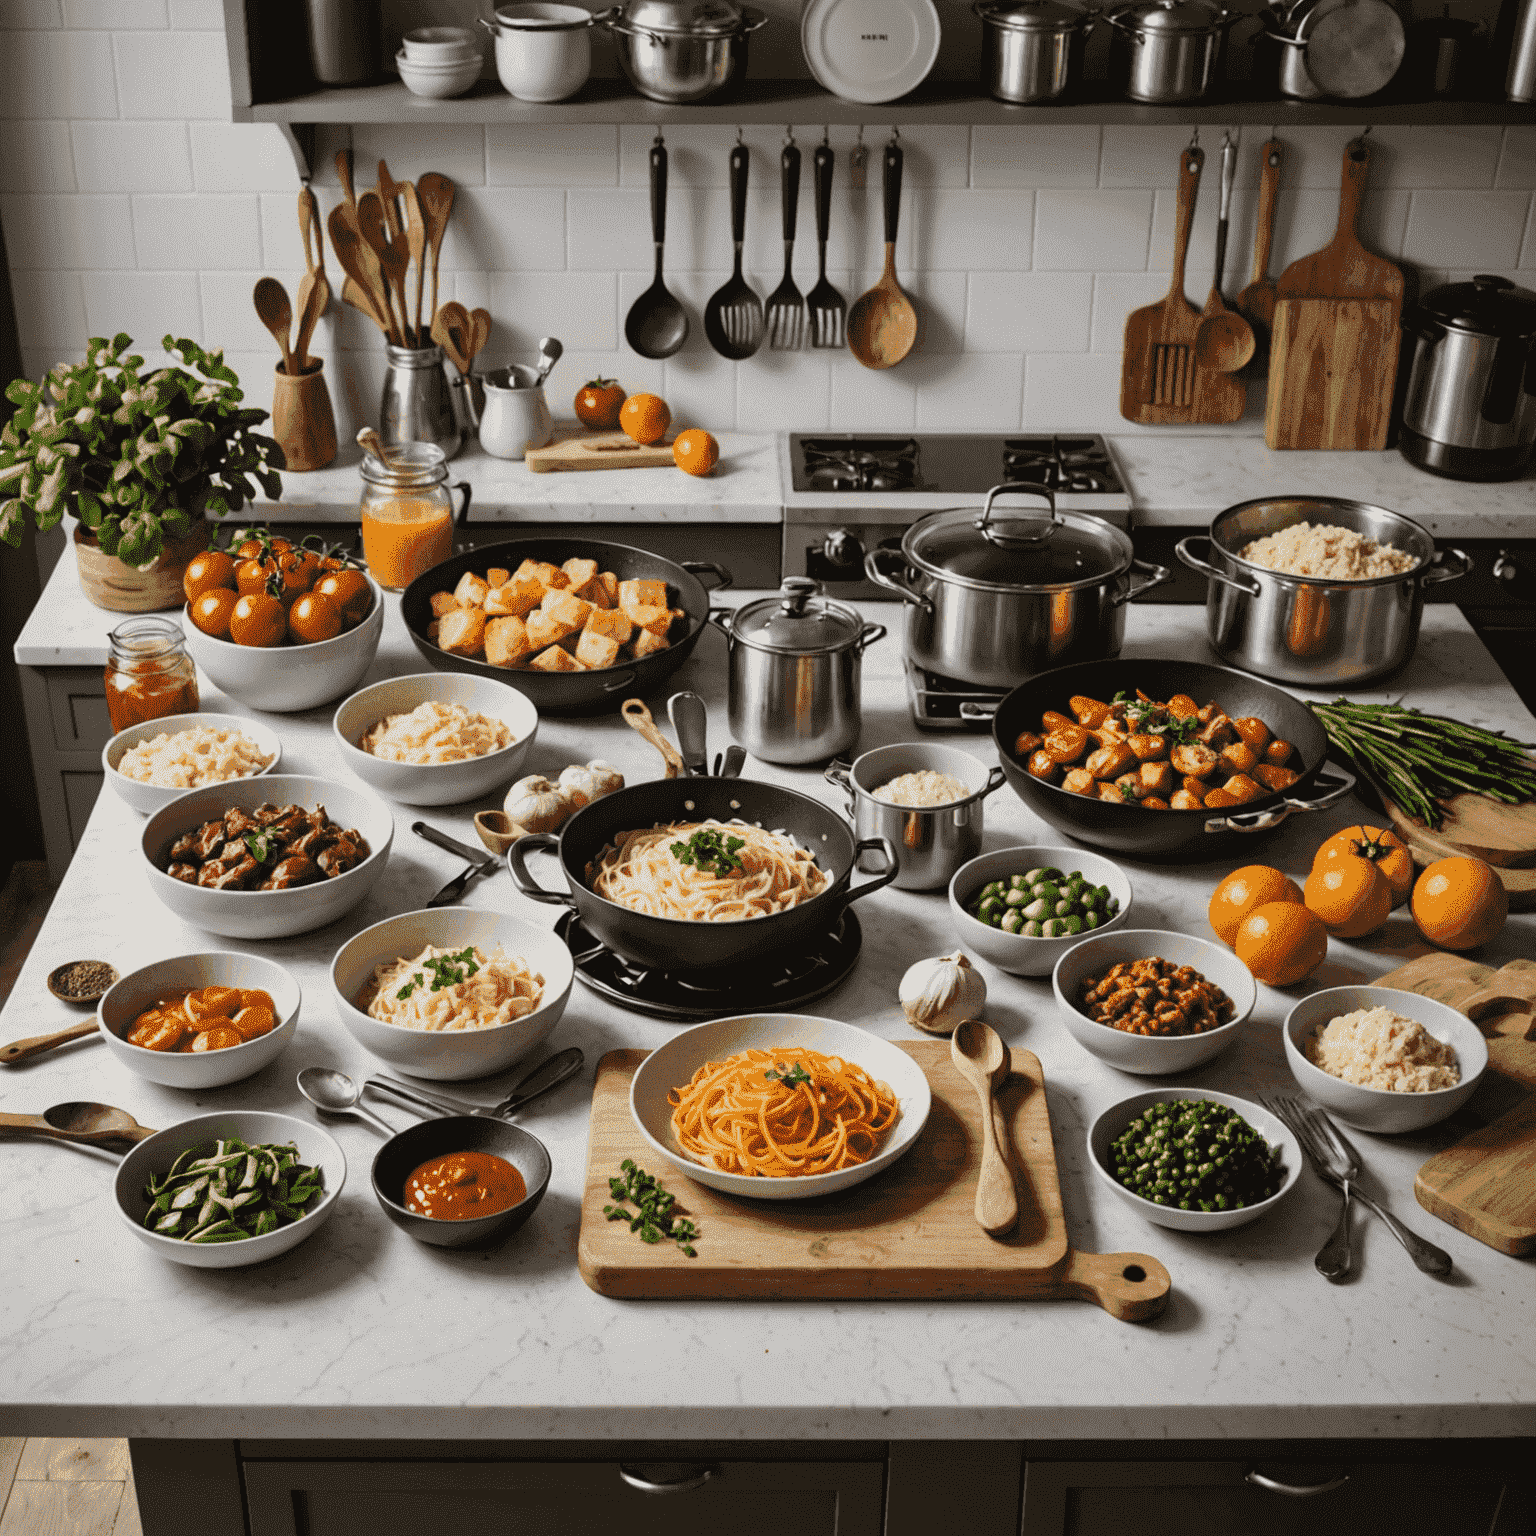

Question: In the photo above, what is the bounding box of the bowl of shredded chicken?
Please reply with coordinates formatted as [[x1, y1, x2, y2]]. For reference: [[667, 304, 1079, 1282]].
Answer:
[[1304, 1005, 1460, 1092], [1238, 523, 1419, 582], [872, 769, 972, 808], [359, 943, 544, 1032], [359, 700, 514, 765]]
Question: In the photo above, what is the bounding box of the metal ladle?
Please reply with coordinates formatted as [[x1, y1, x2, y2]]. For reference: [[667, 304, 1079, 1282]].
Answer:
[[534, 336, 562, 387], [625, 137, 689, 360]]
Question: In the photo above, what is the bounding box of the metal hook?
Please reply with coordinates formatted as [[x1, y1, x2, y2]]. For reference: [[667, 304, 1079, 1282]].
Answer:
[[784, 125, 795, 147], [855, 124, 864, 146], [653, 128, 664, 147], [822, 125, 830, 146], [736, 125, 744, 145], [888, 126, 900, 146]]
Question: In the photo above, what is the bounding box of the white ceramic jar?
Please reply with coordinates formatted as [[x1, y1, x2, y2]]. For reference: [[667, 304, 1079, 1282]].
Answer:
[[481, 3, 595, 101]]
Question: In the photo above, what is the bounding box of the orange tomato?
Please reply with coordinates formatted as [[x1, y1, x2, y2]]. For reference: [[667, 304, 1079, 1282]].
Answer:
[[314, 568, 372, 627], [1313, 824, 1415, 907], [1303, 856, 1393, 938], [229, 592, 286, 648], [279, 547, 321, 594], [235, 536, 267, 560], [182, 549, 236, 601], [574, 377, 625, 429], [1234, 901, 1329, 985], [1208, 864, 1303, 947], [288, 590, 343, 645], [619, 391, 671, 445], [1411, 856, 1508, 951], [236, 557, 275, 597], [673, 428, 720, 477], [190, 587, 238, 640]]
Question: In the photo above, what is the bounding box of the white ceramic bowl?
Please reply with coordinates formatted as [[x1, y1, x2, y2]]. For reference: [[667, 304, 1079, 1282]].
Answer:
[[397, 50, 481, 98], [949, 846, 1133, 978], [98, 952, 301, 1089], [181, 574, 384, 713], [489, 3, 593, 102], [332, 672, 539, 807], [402, 25, 482, 62], [141, 774, 395, 940], [629, 1014, 932, 1201], [1088, 1087, 1303, 1233], [102, 711, 282, 816], [1051, 929, 1256, 1075], [331, 908, 574, 1082], [1283, 984, 1489, 1134], [115, 1111, 345, 1269]]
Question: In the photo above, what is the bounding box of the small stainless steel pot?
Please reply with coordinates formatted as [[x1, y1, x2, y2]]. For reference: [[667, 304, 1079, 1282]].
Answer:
[[826, 743, 1006, 893], [974, 0, 1095, 103], [863, 485, 1172, 691], [1262, 0, 1404, 100], [599, 0, 767, 103], [1105, 0, 1234, 102], [1176, 496, 1470, 686], [710, 578, 885, 766]]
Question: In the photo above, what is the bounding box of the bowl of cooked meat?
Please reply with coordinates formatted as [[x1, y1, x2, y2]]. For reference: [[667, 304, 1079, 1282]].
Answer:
[[141, 774, 395, 940], [991, 659, 1355, 858]]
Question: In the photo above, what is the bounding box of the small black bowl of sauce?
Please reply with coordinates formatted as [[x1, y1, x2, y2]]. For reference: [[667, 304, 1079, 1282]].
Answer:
[[371, 1115, 551, 1249]]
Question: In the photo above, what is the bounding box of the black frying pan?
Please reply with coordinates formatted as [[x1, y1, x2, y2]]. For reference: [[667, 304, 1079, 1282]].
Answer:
[[507, 777, 898, 975], [992, 658, 1354, 859], [400, 538, 731, 715]]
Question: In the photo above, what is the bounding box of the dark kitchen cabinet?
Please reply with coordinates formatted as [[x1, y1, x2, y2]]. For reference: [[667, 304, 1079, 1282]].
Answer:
[[19, 664, 109, 883]]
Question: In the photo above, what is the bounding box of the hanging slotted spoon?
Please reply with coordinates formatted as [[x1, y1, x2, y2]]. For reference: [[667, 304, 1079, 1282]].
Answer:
[[703, 142, 763, 361], [806, 140, 846, 350], [765, 139, 805, 351]]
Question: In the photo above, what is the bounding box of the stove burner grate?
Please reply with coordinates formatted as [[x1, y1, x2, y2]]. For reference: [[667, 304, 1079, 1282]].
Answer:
[[905, 659, 1009, 732], [1002, 434, 1123, 495], [799, 436, 922, 493]]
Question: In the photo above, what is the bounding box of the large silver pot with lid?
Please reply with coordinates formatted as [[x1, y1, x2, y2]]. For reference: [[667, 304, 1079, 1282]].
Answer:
[[863, 485, 1172, 691], [1262, 0, 1405, 101], [1104, 0, 1235, 102], [599, 0, 766, 103], [1175, 496, 1471, 686], [1400, 274, 1536, 482], [709, 578, 885, 765], [974, 0, 1096, 103]]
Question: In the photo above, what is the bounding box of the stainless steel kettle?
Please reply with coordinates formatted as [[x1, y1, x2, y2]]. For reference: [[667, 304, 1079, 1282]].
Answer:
[[1399, 274, 1536, 482]]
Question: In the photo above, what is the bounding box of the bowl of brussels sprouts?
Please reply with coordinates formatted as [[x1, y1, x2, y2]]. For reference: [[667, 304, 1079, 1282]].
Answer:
[[948, 846, 1133, 977]]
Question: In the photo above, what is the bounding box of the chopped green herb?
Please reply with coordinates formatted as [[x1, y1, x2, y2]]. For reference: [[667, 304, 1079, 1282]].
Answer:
[[603, 1157, 699, 1256], [244, 829, 279, 865], [669, 827, 747, 877], [764, 1062, 811, 1088], [396, 945, 480, 1000]]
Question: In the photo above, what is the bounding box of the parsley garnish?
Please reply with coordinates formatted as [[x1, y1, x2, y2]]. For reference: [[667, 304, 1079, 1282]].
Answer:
[[764, 1062, 812, 1087], [603, 1159, 699, 1256], [396, 945, 480, 1001], [669, 827, 747, 876], [243, 830, 278, 864]]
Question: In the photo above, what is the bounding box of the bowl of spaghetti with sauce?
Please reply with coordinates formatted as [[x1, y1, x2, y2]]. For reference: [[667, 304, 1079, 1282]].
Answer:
[[629, 1014, 931, 1200]]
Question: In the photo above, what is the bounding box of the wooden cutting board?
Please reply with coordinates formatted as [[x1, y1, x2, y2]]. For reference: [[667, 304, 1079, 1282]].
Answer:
[[1264, 137, 1403, 451], [578, 1044, 1171, 1321], [1371, 953, 1536, 1255], [1379, 794, 1536, 911], [525, 429, 677, 473]]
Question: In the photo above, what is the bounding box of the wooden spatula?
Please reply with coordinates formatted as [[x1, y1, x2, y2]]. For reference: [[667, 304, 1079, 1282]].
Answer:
[[1235, 139, 1283, 350], [1120, 146, 1204, 423], [415, 172, 456, 339], [330, 204, 397, 344], [357, 190, 410, 345]]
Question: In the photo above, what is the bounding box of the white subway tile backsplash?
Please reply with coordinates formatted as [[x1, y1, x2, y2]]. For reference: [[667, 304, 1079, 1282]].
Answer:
[[1023, 352, 1132, 434], [556, 349, 666, 404], [191, 124, 299, 193], [1497, 129, 1536, 191], [258, 191, 311, 274], [489, 270, 616, 352], [168, 0, 223, 23], [891, 126, 971, 189], [64, 0, 166, 25], [829, 354, 916, 431], [0, 193, 132, 269], [132, 194, 260, 272], [909, 270, 968, 354], [0, 31, 116, 120], [911, 352, 1023, 431], [197, 272, 282, 355], [568, 188, 652, 272], [114, 31, 229, 119], [1402, 190, 1532, 271], [443, 186, 566, 272], [9, 269, 84, 350], [966, 271, 1092, 354], [0, 121, 75, 193], [1089, 272, 1171, 353], [3, 0, 64, 30], [737, 352, 831, 431], [617, 125, 794, 190], [73, 121, 191, 193], [907, 189, 1032, 272], [1366, 126, 1504, 190], [488, 124, 617, 187], [352, 123, 485, 188], [1035, 189, 1150, 271], [971, 127, 1100, 189], [80, 270, 201, 343], [1101, 127, 1228, 189], [661, 350, 740, 429]]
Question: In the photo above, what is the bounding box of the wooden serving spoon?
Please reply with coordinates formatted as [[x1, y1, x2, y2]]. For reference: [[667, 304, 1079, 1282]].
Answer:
[[474, 810, 531, 856], [404, 182, 428, 346], [467, 307, 492, 370], [1192, 135, 1255, 375], [356, 191, 411, 344], [0, 1101, 156, 1145], [415, 172, 456, 338], [330, 206, 397, 343], [951, 1020, 1018, 1237], [431, 301, 473, 376], [846, 142, 917, 371], [253, 276, 295, 375], [621, 698, 685, 778], [1, 1019, 100, 1065]]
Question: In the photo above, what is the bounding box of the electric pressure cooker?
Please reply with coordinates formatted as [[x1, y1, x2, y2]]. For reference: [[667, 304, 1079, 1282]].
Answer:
[[1399, 274, 1536, 482]]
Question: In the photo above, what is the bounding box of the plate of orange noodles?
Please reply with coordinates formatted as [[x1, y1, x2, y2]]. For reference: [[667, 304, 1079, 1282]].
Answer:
[[629, 1015, 932, 1200]]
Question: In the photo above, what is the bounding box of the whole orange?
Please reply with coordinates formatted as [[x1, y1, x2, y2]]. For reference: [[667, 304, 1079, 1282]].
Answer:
[[1304, 856, 1393, 938], [673, 428, 719, 477], [619, 392, 671, 445], [1313, 824, 1415, 907], [1411, 856, 1508, 951], [1234, 901, 1329, 986], [1208, 864, 1303, 947]]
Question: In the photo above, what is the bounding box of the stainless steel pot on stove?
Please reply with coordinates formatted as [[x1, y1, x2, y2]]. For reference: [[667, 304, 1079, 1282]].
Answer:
[[1104, 0, 1235, 103], [1175, 496, 1471, 686], [710, 578, 885, 765], [974, 0, 1096, 103], [863, 485, 1172, 691], [598, 0, 766, 103]]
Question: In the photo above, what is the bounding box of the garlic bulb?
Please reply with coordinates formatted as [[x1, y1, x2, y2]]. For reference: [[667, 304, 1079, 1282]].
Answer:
[[557, 760, 624, 811], [504, 775, 570, 834], [899, 951, 986, 1036]]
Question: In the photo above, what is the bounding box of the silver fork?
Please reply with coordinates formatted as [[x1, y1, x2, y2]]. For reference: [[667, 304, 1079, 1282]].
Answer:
[[1263, 1095, 1453, 1279]]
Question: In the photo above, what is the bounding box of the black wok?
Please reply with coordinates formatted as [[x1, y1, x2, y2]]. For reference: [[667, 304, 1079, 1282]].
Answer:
[[992, 658, 1355, 859], [401, 538, 731, 715], [507, 777, 898, 975]]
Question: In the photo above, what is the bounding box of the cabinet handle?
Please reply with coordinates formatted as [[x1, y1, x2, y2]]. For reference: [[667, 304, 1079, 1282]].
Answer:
[[618, 1463, 719, 1495], [1245, 1468, 1350, 1497]]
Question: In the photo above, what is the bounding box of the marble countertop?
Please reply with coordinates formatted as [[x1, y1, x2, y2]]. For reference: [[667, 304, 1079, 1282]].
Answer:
[[3, 595, 1534, 1443]]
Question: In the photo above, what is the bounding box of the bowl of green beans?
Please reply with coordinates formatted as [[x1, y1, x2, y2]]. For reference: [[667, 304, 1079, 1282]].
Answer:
[[948, 846, 1133, 976], [1087, 1089, 1301, 1233]]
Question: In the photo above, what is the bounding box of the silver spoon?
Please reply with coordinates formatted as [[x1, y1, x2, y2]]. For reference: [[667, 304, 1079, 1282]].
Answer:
[[297, 1066, 400, 1137], [371, 1047, 584, 1121], [534, 336, 562, 387]]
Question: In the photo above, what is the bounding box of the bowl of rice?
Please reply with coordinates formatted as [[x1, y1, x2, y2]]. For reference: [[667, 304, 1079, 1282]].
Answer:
[[330, 907, 574, 1081], [104, 713, 282, 816], [1283, 984, 1488, 1134], [333, 673, 539, 806]]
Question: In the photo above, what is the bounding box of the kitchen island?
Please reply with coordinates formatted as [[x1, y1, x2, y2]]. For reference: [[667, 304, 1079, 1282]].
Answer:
[[2, 595, 1533, 1536]]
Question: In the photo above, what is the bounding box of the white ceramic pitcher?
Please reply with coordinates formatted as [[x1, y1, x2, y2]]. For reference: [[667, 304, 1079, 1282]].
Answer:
[[474, 364, 554, 460]]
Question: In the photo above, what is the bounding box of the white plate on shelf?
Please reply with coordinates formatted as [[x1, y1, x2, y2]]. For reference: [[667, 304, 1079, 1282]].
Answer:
[[800, 0, 941, 105]]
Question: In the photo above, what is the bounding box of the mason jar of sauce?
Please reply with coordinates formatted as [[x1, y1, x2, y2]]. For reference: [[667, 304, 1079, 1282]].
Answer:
[[358, 442, 471, 592], [103, 616, 200, 733]]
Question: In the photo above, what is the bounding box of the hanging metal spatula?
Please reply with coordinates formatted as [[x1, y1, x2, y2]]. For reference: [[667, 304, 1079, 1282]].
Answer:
[[703, 142, 763, 360], [765, 139, 805, 350]]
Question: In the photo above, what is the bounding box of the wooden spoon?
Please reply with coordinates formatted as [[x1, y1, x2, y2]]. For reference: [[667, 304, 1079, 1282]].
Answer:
[[376, 158, 406, 240], [951, 1020, 1018, 1237], [846, 142, 917, 371], [415, 172, 457, 339], [474, 810, 531, 856], [0, 1019, 100, 1066], [621, 698, 685, 778], [356, 191, 409, 344], [356, 427, 398, 466], [467, 307, 492, 369], [329, 206, 397, 344], [1193, 135, 1255, 374], [0, 1101, 157, 1146], [1235, 138, 1284, 360], [335, 148, 358, 219], [253, 277, 295, 375], [404, 183, 428, 346], [292, 268, 329, 373], [431, 301, 473, 376]]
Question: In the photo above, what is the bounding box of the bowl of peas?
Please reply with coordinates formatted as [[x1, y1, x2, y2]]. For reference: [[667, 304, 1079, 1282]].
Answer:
[[948, 846, 1133, 977]]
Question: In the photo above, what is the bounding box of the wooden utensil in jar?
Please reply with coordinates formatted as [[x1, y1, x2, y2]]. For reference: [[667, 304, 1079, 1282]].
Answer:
[[357, 190, 412, 345], [431, 301, 473, 376], [415, 172, 456, 335], [293, 185, 331, 372], [330, 205, 397, 343], [253, 276, 295, 374], [951, 1020, 1019, 1237], [403, 182, 428, 345]]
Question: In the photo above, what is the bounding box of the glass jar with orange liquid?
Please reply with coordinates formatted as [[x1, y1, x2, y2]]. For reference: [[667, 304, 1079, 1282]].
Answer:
[[357, 442, 472, 592], [103, 616, 200, 733]]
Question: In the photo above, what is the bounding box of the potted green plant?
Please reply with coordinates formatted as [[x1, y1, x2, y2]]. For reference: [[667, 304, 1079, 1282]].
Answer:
[[0, 332, 285, 612]]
